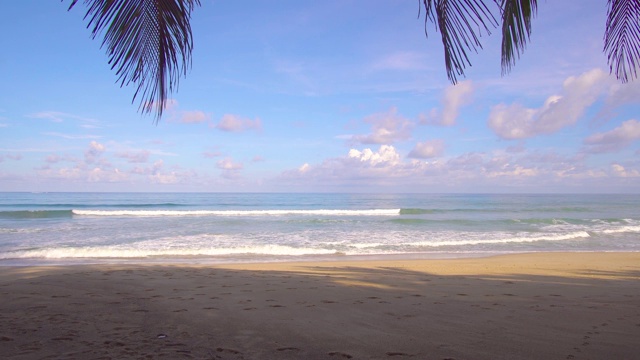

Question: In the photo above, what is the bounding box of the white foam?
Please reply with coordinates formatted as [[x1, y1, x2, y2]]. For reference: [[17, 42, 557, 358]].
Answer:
[[72, 209, 401, 217], [405, 231, 591, 247], [601, 226, 640, 234], [0, 244, 338, 259], [350, 242, 387, 249]]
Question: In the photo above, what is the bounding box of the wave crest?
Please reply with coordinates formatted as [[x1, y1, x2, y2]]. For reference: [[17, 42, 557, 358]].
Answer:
[[72, 209, 401, 217]]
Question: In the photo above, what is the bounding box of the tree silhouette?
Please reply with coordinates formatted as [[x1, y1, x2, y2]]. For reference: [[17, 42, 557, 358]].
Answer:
[[67, 0, 639, 120], [67, 0, 200, 121]]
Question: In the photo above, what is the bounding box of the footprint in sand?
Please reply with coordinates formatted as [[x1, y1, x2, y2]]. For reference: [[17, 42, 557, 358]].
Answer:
[[328, 351, 353, 358], [217, 347, 241, 354], [386, 352, 411, 357], [277, 347, 300, 352]]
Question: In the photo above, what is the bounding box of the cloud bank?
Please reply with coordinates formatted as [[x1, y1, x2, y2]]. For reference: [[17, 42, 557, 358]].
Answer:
[[488, 69, 610, 139]]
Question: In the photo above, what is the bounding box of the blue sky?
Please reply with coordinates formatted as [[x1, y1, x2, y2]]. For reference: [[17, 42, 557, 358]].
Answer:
[[1, 1, 639, 193]]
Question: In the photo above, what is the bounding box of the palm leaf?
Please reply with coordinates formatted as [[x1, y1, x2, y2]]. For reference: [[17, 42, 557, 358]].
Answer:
[[604, 0, 640, 83], [498, 0, 537, 75], [67, 0, 200, 121], [421, 0, 498, 83]]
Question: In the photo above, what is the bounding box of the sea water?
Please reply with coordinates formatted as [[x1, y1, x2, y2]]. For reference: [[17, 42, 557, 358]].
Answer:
[[0, 192, 639, 265]]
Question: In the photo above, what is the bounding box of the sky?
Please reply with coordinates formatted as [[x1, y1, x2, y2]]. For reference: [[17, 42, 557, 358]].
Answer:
[[1, 1, 639, 193]]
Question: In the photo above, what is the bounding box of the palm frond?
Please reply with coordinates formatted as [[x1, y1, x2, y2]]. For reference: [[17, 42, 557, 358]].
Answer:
[[422, 0, 498, 84], [604, 0, 640, 83], [67, 0, 200, 121], [498, 0, 537, 75]]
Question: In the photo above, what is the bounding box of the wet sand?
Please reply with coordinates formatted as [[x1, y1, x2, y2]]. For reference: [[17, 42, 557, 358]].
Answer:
[[1, 252, 639, 359]]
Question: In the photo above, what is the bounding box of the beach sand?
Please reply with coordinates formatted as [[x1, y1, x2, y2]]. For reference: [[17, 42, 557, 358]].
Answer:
[[1, 253, 639, 359]]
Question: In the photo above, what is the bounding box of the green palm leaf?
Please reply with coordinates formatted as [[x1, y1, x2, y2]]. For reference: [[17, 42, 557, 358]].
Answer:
[[498, 0, 537, 75], [604, 0, 640, 83], [67, 0, 200, 121], [421, 0, 498, 84]]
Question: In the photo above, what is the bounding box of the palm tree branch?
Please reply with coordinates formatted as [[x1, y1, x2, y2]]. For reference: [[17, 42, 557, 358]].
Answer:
[[604, 0, 640, 83], [498, 0, 537, 75], [67, 0, 200, 121], [422, 0, 498, 84]]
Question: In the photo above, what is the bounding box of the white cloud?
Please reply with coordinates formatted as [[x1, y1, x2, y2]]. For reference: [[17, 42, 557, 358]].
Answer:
[[348, 145, 401, 166], [408, 140, 445, 159], [33, 147, 194, 186], [216, 157, 243, 179], [217, 157, 243, 170], [299, 163, 310, 173], [88, 167, 129, 183], [420, 81, 474, 126], [283, 146, 409, 187], [160, 100, 211, 125], [130, 160, 184, 184], [38, 164, 129, 184], [611, 164, 640, 177], [179, 110, 210, 124], [116, 150, 150, 163], [487, 165, 538, 178], [150, 173, 180, 184], [584, 119, 640, 153], [215, 114, 263, 132], [275, 145, 627, 191], [84, 141, 105, 164], [351, 107, 414, 144], [47, 167, 82, 180], [596, 80, 640, 122], [488, 69, 611, 139]]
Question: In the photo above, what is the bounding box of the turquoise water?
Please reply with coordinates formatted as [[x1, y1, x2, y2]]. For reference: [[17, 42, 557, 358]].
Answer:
[[0, 193, 639, 265]]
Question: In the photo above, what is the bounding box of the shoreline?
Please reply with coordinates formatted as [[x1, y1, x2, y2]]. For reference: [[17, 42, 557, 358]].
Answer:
[[2, 252, 639, 359], [2, 249, 638, 268], [0, 251, 495, 268]]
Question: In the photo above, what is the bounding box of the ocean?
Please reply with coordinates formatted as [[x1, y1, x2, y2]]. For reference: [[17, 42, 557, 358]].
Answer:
[[0, 192, 639, 266]]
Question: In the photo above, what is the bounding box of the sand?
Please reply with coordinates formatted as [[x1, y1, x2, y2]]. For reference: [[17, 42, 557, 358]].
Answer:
[[1, 252, 639, 360]]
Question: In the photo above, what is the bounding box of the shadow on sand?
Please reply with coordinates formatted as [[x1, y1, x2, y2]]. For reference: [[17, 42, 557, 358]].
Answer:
[[1, 259, 639, 359]]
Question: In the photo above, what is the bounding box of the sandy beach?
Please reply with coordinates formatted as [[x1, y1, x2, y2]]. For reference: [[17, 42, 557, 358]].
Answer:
[[1, 252, 639, 359]]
